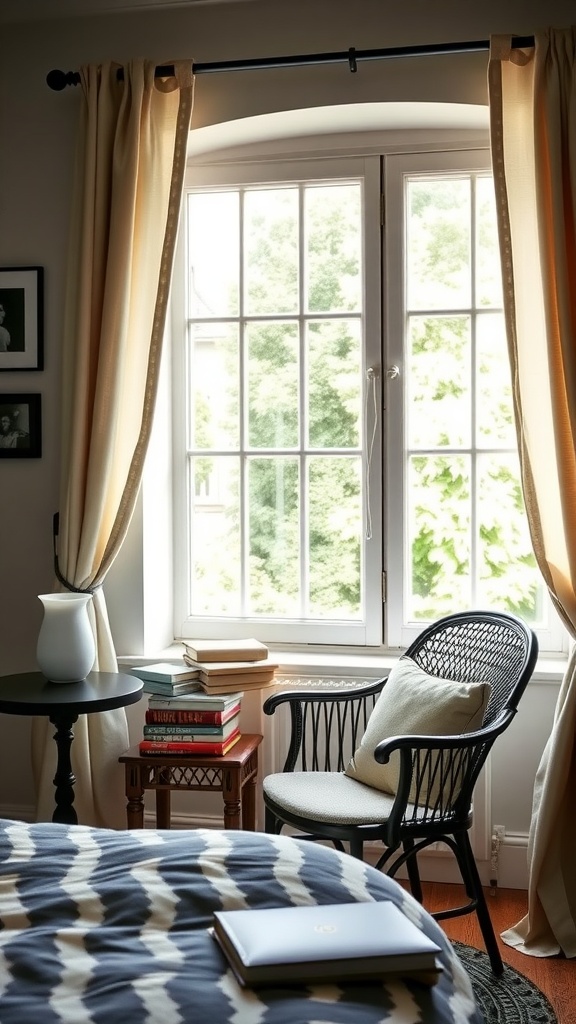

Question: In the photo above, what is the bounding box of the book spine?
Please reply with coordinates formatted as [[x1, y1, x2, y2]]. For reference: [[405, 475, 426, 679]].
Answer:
[[145, 707, 237, 725], [142, 686, 201, 696], [183, 645, 268, 662], [143, 732, 230, 742], [142, 722, 236, 737], [138, 735, 239, 755], [135, 673, 200, 683]]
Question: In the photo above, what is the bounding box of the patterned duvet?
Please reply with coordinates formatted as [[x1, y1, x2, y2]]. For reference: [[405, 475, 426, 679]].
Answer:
[[0, 819, 481, 1023]]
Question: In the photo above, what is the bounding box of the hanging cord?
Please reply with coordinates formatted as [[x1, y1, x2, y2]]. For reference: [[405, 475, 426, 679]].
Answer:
[[52, 512, 100, 594], [364, 367, 379, 541]]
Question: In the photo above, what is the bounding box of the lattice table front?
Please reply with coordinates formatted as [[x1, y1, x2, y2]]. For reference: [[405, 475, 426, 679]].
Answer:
[[119, 734, 262, 830]]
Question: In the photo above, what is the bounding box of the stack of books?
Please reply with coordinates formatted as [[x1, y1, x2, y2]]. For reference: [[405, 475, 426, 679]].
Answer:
[[138, 689, 243, 757], [130, 661, 201, 697], [182, 638, 278, 693]]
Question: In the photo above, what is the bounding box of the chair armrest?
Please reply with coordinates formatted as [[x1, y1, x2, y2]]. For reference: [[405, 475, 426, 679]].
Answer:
[[263, 677, 387, 715], [371, 707, 517, 839], [372, 706, 517, 764]]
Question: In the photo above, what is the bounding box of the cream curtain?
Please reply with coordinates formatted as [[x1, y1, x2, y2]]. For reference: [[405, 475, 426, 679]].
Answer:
[[31, 60, 194, 828], [488, 29, 576, 957]]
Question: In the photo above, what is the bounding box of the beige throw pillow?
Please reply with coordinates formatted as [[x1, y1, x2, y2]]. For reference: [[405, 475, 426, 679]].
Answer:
[[344, 657, 491, 802]]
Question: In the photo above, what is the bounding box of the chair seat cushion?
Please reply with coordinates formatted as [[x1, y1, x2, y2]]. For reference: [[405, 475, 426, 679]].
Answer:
[[263, 771, 398, 824], [344, 657, 491, 801]]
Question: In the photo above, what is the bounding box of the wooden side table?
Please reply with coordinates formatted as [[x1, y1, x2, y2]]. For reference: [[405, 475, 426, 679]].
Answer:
[[119, 733, 262, 831]]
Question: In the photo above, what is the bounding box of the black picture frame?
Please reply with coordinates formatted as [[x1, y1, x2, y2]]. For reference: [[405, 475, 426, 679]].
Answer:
[[0, 267, 44, 371], [0, 394, 42, 458]]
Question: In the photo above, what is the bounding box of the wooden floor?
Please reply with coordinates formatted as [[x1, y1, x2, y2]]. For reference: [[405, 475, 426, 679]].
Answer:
[[413, 882, 576, 1024]]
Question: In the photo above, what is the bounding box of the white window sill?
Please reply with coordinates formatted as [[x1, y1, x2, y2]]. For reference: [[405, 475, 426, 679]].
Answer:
[[117, 644, 567, 686]]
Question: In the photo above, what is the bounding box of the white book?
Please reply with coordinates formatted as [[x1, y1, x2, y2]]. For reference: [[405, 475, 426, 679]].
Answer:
[[184, 658, 278, 676], [131, 662, 201, 683], [148, 691, 244, 711], [212, 900, 442, 988], [183, 638, 269, 662]]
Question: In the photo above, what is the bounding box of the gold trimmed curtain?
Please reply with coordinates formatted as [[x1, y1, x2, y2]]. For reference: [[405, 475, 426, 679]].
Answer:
[[31, 59, 195, 828], [488, 28, 576, 957]]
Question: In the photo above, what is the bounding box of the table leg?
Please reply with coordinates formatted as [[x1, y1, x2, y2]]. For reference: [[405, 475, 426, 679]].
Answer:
[[222, 767, 241, 829], [242, 774, 257, 831], [124, 763, 145, 828], [156, 769, 171, 829], [49, 712, 79, 826]]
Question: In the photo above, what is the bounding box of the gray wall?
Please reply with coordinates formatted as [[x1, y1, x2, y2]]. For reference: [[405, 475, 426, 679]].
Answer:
[[0, 0, 570, 844]]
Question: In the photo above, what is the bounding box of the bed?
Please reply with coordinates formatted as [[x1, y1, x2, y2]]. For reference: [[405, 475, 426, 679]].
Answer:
[[0, 819, 481, 1023]]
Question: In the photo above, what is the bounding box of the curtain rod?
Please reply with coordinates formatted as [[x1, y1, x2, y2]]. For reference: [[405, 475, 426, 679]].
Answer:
[[46, 35, 534, 91]]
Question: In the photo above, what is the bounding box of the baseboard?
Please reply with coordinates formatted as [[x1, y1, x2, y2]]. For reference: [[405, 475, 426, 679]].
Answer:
[[0, 804, 35, 824], [363, 833, 529, 890], [142, 809, 220, 830], [493, 833, 529, 890]]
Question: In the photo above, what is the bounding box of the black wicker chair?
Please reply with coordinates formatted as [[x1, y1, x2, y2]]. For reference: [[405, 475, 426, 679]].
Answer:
[[263, 610, 538, 974]]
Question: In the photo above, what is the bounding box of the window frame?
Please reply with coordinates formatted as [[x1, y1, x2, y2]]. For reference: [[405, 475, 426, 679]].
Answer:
[[168, 135, 567, 656], [383, 148, 566, 653], [172, 155, 383, 646]]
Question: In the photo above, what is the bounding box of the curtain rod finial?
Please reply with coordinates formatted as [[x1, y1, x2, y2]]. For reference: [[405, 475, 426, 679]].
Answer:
[[47, 69, 80, 90]]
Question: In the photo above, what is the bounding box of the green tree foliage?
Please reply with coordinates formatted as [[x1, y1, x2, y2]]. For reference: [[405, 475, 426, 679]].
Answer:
[[241, 186, 362, 617], [407, 179, 538, 621], [190, 175, 540, 626]]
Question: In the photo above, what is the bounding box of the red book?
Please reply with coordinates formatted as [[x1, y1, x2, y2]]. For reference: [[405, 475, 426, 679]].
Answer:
[[145, 701, 241, 726], [138, 729, 241, 757]]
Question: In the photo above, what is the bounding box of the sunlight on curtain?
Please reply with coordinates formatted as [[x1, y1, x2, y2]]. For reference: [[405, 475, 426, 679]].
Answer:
[[31, 60, 194, 828], [488, 29, 576, 958]]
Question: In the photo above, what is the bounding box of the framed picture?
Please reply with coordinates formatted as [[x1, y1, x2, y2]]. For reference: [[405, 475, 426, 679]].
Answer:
[[0, 394, 42, 458], [0, 266, 44, 371]]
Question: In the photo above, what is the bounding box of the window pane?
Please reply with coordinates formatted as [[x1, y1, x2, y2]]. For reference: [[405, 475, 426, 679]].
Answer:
[[476, 312, 515, 446], [477, 453, 541, 622], [183, 173, 368, 639], [244, 188, 299, 315], [305, 183, 361, 312], [476, 177, 503, 307], [308, 319, 362, 448], [190, 323, 239, 450], [189, 456, 241, 614], [408, 454, 471, 619], [247, 457, 300, 615], [308, 456, 362, 617], [407, 178, 471, 310], [247, 322, 299, 448], [187, 192, 239, 317], [408, 315, 470, 448]]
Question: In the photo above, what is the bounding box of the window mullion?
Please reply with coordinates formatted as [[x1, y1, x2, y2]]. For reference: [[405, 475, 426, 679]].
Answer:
[[469, 174, 478, 606], [239, 187, 248, 615], [299, 183, 308, 618]]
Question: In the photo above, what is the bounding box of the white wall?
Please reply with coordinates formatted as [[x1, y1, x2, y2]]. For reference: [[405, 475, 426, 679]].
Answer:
[[0, 0, 571, 869]]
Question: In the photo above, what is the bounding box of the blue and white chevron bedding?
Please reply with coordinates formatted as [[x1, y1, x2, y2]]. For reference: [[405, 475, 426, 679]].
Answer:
[[0, 819, 480, 1023]]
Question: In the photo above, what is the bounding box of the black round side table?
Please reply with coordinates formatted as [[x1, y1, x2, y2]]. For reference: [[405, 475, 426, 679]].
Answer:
[[0, 671, 143, 825]]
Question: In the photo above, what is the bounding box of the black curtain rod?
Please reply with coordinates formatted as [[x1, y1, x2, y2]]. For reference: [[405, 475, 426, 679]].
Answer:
[[46, 35, 534, 91]]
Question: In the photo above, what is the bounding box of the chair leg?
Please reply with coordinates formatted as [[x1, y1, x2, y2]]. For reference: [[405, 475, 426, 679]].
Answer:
[[349, 837, 364, 859], [402, 838, 423, 903], [454, 831, 503, 975], [264, 804, 280, 835]]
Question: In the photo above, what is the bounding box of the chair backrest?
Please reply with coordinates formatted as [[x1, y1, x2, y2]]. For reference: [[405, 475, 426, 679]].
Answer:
[[267, 678, 387, 774], [403, 610, 538, 728], [375, 610, 538, 836]]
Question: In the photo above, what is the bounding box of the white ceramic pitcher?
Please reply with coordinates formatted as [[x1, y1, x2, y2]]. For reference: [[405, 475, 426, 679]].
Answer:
[[36, 592, 96, 683]]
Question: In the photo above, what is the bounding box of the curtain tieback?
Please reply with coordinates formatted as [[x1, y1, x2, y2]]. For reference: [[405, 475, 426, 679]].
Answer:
[[52, 512, 101, 595]]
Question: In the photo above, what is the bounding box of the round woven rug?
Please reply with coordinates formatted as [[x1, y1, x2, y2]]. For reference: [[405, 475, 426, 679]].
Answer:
[[453, 942, 557, 1024]]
